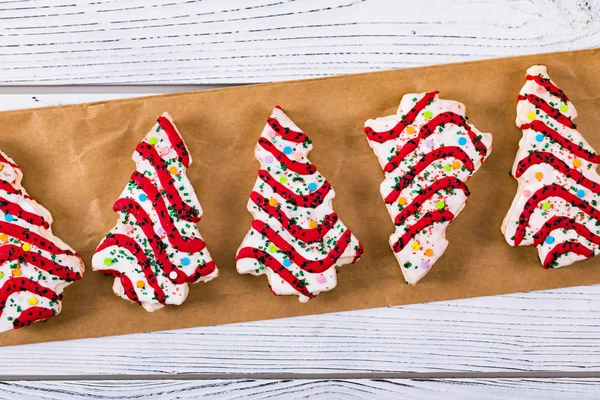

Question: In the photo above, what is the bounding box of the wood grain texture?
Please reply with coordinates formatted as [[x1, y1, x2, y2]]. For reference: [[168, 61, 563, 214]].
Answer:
[[2, 379, 600, 399], [0, 0, 598, 85]]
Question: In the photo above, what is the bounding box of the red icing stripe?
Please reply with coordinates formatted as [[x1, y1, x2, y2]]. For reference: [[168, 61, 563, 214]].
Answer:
[[518, 94, 576, 129], [516, 151, 600, 193], [113, 198, 206, 253], [100, 268, 141, 304], [136, 143, 200, 222], [250, 192, 338, 243], [384, 146, 475, 204], [0, 196, 49, 229], [267, 117, 309, 143], [0, 221, 74, 255], [533, 216, 600, 247], [0, 278, 59, 318], [514, 184, 600, 246], [520, 121, 600, 164], [385, 112, 487, 172], [0, 153, 20, 170], [392, 209, 455, 253], [394, 177, 469, 226], [364, 91, 439, 144], [96, 234, 167, 304], [13, 307, 56, 330], [258, 170, 330, 208], [252, 219, 355, 274], [258, 138, 317, 175], [526, 74, 569, 103], [157, 116, 190, 168], [236, 247, 316, 300], [543, 241, 594, 269], [0, 180, 34, 200], [0, 245, 81, 282]]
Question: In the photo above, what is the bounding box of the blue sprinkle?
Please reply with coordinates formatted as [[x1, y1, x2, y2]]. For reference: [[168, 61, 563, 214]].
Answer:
[[577, 189, 586, 198], [139, 194, 147, 202], [4, 214, 13, 222], [545, 236, 555, 245], [535, 134, 544, 143], [457, 137, 467, 146], [283, 146, 293, 155], [283, 258, 292, 267], [308, 182, 317, 191], [181, 257, 190, 266]]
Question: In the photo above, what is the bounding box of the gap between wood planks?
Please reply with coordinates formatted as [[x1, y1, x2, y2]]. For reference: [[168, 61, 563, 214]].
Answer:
[[4, 372, 600, 382]]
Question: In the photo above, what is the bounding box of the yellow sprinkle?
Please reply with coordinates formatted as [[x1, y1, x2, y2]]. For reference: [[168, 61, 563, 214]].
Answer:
[[0, 233, 7, 243], [452, 160, 461, 169], [0, 164, 4, 172], [268, 198, 277, 207], [22, 243, 31, 252], [406, 126, 415, 135], [412, 241, 421, 251], [136, 280, 145, 288], [168, 166, 178, 175], [28, 297, 37, 305], [12, 268, 21, 277], [398, 197, 407, 206], [527, 111, 536, 121], [535, 172, 544, 181], [309, 220, 318, 229], [573, 158, 582, 168]]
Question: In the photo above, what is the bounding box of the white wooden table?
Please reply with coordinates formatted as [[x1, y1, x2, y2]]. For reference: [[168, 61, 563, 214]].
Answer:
[[1, 1, 600, 398]]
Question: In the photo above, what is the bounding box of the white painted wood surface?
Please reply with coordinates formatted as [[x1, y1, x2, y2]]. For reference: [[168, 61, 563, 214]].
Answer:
[[2, 379, 600, 399], [0, 0, 598, 85], [1, 0, 600, 398]]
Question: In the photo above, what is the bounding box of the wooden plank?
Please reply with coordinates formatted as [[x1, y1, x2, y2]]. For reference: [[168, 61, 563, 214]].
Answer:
[[1, 378, 600, 399], [0, 0, 598, 84]]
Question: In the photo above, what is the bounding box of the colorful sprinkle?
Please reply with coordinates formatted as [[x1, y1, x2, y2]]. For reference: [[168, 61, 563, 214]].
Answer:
[[398, 197, 407, 206], [309, 220, 318, 229], [406, 126, 416, 134], [542, 201, 552, 210], [283, 146, 292, 155], [577, 189, 586, 198], [265, 155, 274, 164], [136, 280, 145, 288], [573, 158, 581, 168], [279, 176, 288, 184], [157, 145, 170, 156], [0, 233, 7, 243], [0, 272, 3, 279], [22, 243, 31, 252], [316, 274, 326, 284], [104, 258, 113, 266], [420, 261, 430, 269], [148, 137, 158, 145], [452, 160, 461, 169], [444, 164, 452, 172], [425, 139, 435, 148], [4, 214, 13, 222], [169, 271, 178, 280], [424, 248, 434, 257], [12, 268, 21, 277], [293, 153, 303, 161], [527, 111, 536, 121], [308, 182, 317, 191], [268, 198, 277, 207], [545, 236, 555, 245], [268, 244, 277, 253], [283, 258, 292, 267], [535, 134, 544, 142], [458, 137, 467, 146], [125, 224, 134, 234], [436, 200, 445, 209], [169, 166, 178, 175], [523, 190, 532, 197], [423, 111, 433, 119], [535, 172, 544, 181], [560, 104, 569, 112], [139, 194, 147, 202], [181, 257, 190, 266], [0, 164, 3, 171], [28, 297, 37, 305], [412, 241, 421, 250], [536, 85, 546, 95]]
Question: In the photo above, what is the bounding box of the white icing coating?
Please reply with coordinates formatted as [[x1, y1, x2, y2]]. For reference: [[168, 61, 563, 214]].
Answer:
[[236, 107, 363, 302], [0, 150, 84, 333], [92, 112, 218, 312], [365, 92, 492, 285], [502, 65, 600, 269]]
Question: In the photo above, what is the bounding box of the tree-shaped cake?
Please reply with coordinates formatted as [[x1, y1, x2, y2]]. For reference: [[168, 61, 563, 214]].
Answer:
[[502, 66, 600, 269], [364, 92, 492, 285], [0, 150, 84, 332], [92, 113, 218, 312], [236, 106, 364, 302]]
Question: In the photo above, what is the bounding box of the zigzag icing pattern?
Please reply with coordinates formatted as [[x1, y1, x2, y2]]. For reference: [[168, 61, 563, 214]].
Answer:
[[236, 107, 364, 302], [502, 65, 600, 269], [0, 150, 84, 333], [92, 113, 218, 312], [364, 92, 492, 285]]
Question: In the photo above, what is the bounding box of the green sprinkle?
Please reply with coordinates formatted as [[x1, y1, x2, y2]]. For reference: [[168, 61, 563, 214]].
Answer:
[[104, 258, 113, 266], [148, 136, 158, 145]]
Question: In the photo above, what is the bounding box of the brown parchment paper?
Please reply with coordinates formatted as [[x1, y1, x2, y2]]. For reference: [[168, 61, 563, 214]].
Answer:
[[0, 48, 599, 347]]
